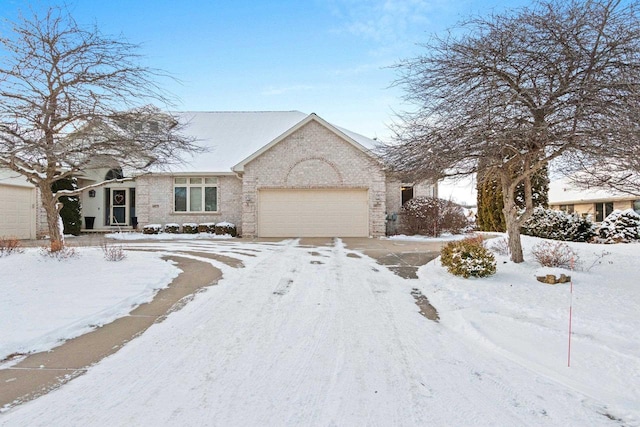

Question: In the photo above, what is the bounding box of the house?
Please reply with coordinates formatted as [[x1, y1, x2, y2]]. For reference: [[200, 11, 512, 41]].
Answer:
[[69, 111, 435, 238], [549, 176, 640, 221]]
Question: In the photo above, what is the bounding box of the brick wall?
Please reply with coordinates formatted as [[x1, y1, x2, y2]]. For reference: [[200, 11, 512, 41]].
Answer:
[[136, 174, 243, 233], [35, 187, 48, 238], [241, 120, 387, 237]]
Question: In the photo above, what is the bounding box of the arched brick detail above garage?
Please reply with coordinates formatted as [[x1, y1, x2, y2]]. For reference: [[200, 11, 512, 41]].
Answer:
[[285, 158, 343, 187]]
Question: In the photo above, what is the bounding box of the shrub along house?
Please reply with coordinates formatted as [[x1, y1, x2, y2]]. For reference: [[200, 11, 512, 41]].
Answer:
[[73, 111, 436, 238]]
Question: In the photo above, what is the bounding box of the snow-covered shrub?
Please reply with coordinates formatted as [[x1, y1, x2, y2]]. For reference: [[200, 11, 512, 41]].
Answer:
[[530, 241, 578, 269], [198, 223, 216, 233], [164, 223, 180, 234], [102, 242, 127, 261], [0, 237, 23, 257], [521, 207, 595, 242], [182, 223, 199, 234], [401, 197, 469, 237], [440, 237, 496, 278], [595, 209, 640, 243], [143, 224, 162, 235], [215, 221, 237, 237], [487, 237, 510, 256]]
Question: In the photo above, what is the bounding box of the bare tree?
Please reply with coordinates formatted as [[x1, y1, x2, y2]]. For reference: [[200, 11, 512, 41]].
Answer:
[[562, 152, 640, 196], [0, 7, 199, 251], [382, 0, 640, 262]]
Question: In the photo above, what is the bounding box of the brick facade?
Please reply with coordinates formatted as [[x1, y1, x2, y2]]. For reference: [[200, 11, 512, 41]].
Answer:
[[135, 174, 243, 233], [240, 120, 387, 237]]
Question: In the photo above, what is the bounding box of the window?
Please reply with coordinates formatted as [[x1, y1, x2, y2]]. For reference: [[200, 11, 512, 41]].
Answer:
[[595, 202, 613, 222], [559, 204, 574, 214], [174, 177, 218, 212], [105, 168, 124, 180], [634, 200, 640, 215]]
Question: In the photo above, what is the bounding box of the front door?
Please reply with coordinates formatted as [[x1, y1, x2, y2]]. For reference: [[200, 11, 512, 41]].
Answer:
[[110, 189, 128, 225]]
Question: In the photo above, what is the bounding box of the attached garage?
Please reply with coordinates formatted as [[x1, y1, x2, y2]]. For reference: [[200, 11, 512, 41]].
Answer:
[[0, 184, 37, 239], [258, 188, 369, 237]]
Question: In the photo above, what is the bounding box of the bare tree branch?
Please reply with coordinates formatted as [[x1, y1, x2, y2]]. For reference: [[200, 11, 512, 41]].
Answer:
[[380, 0, 640, 262], [0, 7, 200, 250]]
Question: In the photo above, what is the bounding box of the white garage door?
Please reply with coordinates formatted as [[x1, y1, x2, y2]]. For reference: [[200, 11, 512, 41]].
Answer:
[[0, 185, 36, 239], [258, 189, 369, 237]]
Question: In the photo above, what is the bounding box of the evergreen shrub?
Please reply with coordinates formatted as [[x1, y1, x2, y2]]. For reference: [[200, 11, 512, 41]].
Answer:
[[198, 223, 216, 233], [595, 209, 640, 243], [51, 178, 82, 236], [440, 237, 496, 278], [214, 222, 237, 237], [164, 223, 180, 233], [182, 223, 199, 234], [143, 224, 161, 235], [521, 207, 594, 242]]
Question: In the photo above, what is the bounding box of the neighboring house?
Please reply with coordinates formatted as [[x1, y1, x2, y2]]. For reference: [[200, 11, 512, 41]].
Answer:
[[71, 111, 435, 238], [549, 176, 640, 221]]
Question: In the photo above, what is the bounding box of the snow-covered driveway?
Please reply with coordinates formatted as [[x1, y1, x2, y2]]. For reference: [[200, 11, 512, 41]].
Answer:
[[0, 239, 631, 426]]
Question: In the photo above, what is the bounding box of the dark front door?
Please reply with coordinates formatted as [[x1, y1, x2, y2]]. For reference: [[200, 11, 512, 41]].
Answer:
[[110, 189, 128, 225]]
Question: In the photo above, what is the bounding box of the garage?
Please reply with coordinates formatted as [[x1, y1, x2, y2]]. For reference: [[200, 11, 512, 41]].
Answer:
[[0, 184, 37, 239], [258, 188, 369, 237]]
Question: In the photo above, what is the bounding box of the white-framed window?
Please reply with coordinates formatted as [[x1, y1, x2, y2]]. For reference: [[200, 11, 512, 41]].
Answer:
[[174, 177, 218, 212]]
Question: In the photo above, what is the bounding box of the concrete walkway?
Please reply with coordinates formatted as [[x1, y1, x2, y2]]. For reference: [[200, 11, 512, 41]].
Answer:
[[342, 237, 445, 279]]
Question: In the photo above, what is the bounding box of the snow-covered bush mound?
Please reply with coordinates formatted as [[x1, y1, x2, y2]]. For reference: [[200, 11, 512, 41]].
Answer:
[[142, 224, 162, 235], [214, 222, 237, 237], [164, 223, 180, 233], [521, 207, 594, 242], [595, 209, 640, 243], [440, 237, 496, 278]]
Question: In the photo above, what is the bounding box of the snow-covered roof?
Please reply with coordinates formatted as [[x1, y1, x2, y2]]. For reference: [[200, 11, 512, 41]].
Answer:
[[164, 111, 377, 174], [549, 176, 635, 204]]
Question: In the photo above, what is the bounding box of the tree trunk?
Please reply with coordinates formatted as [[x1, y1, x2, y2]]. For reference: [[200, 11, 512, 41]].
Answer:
[[505, 211, 524, 263], [39, 182, 64, 251], [501, 178, 525, 263]]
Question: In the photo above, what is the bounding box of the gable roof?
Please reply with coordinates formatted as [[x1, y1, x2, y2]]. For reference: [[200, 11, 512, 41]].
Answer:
[[164, 111, 378, 174], [232, 113, 377, 173]]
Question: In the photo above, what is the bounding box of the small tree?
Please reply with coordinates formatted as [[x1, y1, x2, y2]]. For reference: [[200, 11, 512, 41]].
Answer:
[[0, 7, 199, 250], [476, 175, 505, 232], [382, 0, 640, 263]]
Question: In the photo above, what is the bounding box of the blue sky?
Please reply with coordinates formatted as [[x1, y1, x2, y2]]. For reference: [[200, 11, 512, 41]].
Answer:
[[1, 0, 529, 145]]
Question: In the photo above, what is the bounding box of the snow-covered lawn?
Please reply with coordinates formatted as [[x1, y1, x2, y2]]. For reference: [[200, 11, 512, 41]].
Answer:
[[0, 247, 180, 365], [1, 236, 638, 426]]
